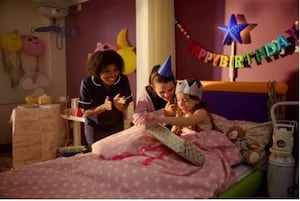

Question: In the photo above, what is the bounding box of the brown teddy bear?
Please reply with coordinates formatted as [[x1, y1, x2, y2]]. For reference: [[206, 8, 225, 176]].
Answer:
[[226, 126, 261, 165]]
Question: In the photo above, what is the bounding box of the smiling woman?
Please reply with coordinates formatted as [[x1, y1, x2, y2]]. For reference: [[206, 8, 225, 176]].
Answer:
[[78, 50, 133, 148]]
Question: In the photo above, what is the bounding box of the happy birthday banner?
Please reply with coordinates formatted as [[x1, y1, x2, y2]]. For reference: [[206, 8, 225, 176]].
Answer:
[[176, 15, 299, 69]]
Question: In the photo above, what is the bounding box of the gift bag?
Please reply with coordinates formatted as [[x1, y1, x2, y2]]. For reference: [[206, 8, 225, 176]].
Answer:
[[146, 121, 205, 166]]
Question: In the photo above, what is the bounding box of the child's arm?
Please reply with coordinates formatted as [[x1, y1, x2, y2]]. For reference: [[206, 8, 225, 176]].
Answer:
[[147, 109, 208, 127]]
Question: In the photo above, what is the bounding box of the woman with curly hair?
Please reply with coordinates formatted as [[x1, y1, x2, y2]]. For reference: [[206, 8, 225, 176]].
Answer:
[[78, 50, 133, 147]]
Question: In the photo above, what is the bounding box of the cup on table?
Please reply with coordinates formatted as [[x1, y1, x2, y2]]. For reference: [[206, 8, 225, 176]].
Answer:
[[75, 108, 84, 117]]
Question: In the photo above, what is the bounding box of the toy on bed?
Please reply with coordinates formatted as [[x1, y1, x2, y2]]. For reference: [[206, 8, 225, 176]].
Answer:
[[212, 114, 273, 165], [227, 126, 264, 164]]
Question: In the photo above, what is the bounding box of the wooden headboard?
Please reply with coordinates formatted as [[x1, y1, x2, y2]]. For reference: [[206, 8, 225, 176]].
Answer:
[[200, 81, 288, 122]]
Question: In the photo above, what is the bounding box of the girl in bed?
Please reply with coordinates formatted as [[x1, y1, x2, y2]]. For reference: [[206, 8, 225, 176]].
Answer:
[[146, 79, 217, 135], [132, 55, 177, 126], [78, 49, 133, 148]]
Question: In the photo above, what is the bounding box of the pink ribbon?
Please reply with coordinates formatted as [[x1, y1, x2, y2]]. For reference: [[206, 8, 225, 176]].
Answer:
[[112, 144, 171, 165]]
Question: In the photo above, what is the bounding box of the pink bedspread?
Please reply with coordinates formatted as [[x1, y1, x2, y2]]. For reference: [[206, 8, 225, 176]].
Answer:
[[0, 125, 241, 199]]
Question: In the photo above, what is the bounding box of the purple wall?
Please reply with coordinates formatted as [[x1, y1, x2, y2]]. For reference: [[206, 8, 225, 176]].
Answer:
[[66, 0, 298, 106], [174, 0, 299, 103], [174, 0, 225, 80], [65, 0, 136, 99]]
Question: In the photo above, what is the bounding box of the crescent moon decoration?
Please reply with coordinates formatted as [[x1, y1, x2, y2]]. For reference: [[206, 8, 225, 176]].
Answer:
[[117, 28, 131, 49], [175, 18, 298, 71], [116, 28, 137, 75]]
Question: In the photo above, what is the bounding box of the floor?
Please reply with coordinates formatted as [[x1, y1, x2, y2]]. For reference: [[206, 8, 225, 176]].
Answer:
[[0, 152, 12, 172]]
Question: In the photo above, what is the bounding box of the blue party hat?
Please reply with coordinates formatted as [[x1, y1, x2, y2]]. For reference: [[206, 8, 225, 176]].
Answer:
[[157, 55, 172, 77]]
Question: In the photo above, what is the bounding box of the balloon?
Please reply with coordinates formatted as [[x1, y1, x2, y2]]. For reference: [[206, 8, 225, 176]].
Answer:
[[0, 32, 22, 53], [0, 34, 5, 49], [117, 48, 136, 75], [94, 42, 117, 52], [22, 35, 45, 57]]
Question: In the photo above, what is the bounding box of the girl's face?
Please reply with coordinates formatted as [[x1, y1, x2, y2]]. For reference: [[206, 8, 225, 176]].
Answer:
[[176, 93, 200, 114], [99, 64, 120, 86], [152, 81, 175, 102]]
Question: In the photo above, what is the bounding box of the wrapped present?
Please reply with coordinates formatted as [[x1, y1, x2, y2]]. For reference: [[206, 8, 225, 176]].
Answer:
[[146, 121, 205, 166]]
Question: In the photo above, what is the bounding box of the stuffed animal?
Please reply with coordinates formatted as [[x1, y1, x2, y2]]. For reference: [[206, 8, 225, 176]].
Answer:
[[226, 126, 261, 165]]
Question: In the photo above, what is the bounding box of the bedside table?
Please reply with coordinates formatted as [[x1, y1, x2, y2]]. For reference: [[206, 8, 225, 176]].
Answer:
[[61, 113, 84, 146]]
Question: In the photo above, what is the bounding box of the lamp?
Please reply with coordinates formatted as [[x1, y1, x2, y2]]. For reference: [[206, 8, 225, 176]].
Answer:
[[38, 6, 69, 18]]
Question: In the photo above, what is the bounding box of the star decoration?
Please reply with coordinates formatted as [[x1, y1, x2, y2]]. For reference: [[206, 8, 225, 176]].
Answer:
[[218, 14, 249, 45], [235, 14, 257, 44]]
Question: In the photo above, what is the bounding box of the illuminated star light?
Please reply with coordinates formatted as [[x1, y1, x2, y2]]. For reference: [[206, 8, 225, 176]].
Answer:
[[218, 14, 249, 45]]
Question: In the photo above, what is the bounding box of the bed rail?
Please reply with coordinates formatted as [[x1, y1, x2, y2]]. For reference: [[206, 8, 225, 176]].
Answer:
[[201, 81, 288, 95]]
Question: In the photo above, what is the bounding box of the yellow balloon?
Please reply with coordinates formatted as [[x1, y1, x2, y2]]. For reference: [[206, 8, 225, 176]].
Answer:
[[0, 34, 5, 49], [117, 48, 136, 75], [2, 32, 22, 53]]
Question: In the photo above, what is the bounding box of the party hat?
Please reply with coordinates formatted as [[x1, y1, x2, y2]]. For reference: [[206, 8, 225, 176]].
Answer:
[[157, 55, 172, 77]]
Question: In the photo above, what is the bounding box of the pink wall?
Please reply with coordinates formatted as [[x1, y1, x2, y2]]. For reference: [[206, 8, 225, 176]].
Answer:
[[66, 0, 298, 103], [174, 0, 226, 80], [174, 0, 299, 102], [65, 0, 136, 99]]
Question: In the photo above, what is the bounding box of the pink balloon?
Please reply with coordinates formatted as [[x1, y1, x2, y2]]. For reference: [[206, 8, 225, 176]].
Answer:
[[94, 42, 118, 52], [22, 35, 44, 57]]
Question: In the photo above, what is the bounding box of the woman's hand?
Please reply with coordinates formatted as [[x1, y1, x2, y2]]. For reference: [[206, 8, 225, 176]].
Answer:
[[93, 96, 112, 114], [113, 93, 128, 112], [84, 96, 111, 116], [164, 101, 177, 116], [101, 96, 112, 111]]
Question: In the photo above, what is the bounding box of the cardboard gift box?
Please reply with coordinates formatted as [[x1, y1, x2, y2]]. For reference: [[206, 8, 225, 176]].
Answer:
[[146, 121, 205, 166]]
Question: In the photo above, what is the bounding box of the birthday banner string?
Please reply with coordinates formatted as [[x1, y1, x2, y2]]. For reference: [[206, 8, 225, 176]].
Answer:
[[175, 17, 299, 69]]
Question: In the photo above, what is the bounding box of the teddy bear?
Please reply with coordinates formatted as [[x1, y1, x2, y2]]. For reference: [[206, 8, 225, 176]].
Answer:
[[226, 126, 261, 165]]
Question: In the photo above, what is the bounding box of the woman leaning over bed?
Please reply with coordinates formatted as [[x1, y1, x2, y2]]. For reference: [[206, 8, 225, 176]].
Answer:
[[132, 55, 177, 126], [146, 79, 218, 135], [78, 49, 133, 149]]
